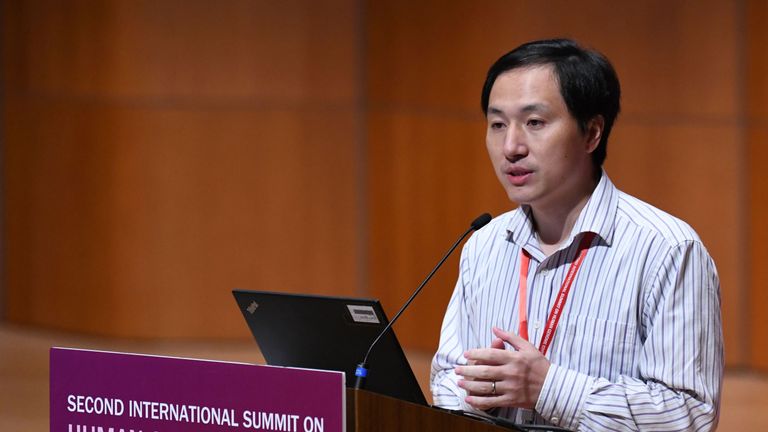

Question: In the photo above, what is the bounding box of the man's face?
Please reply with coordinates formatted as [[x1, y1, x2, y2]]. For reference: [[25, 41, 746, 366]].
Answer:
[[485, 65, 599, 211]]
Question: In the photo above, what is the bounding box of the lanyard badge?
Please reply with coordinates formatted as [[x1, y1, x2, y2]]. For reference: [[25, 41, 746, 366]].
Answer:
[[517, 232, 596, 355]]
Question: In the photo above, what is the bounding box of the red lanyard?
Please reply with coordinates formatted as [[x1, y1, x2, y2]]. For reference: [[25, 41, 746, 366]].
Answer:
[[518, 232, 596, 356]]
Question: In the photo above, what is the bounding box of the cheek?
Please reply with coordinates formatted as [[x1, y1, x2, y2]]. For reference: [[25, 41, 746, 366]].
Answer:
[[485, 140, 498, 161]]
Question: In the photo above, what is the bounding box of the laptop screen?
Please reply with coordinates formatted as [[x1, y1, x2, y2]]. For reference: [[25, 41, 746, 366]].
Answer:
[[232, 290, 428, 406]]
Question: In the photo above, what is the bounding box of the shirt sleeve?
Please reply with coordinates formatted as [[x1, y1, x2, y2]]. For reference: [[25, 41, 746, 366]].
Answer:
[[535, 240, 723, 431], [430, 242, 485, 413]]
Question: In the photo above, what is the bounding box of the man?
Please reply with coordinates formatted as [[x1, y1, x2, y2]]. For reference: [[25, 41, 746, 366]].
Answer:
[[431, 39, 723, 431]]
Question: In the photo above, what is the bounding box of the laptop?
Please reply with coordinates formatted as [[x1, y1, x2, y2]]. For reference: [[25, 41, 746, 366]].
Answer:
[[232, 290, 428, 406]]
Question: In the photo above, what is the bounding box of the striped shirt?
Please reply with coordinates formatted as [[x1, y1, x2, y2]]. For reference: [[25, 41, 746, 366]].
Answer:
[[431, 172, 723, 431]]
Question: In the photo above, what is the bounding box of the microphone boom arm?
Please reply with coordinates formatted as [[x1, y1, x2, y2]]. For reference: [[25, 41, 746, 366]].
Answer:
[[354, 213, 492, 390]]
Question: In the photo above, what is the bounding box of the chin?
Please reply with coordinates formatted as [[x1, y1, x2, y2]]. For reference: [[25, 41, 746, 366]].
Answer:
[[503, 187, 534, 205], [505, 193, 532, 206]]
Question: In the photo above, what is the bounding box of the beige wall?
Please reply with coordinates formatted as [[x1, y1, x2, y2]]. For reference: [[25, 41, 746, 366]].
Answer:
[[2, 0, 765, 369]]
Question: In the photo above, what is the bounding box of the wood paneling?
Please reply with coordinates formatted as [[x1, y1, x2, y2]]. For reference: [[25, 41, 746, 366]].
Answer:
[[748, 128, 768, 370], [747, 0, 768, 370], [2, 0, 362, 338], [4, 0, 358, 102], [747, 0, 768, 122], [5, 102, 360, 338]]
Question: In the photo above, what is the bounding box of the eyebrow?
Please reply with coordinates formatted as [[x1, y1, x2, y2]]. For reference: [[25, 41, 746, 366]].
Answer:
[[520, 103, 548, 113], [487, 107, 504, 115], [487, 103, 549, 116]]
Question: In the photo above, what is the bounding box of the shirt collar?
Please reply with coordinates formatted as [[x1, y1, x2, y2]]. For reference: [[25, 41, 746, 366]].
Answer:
[[570, 169, 618, 246], [504, 169, 618, 254]]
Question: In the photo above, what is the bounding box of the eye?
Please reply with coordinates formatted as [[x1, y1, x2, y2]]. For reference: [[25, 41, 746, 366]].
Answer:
[[489, 121, 506, 130], [526, 118, 545, 129]]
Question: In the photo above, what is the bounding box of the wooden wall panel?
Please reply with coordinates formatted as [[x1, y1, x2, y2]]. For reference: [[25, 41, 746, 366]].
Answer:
[[5, 0, 357, 102], [3, 0, 362, 338], [366, 0, 746, 364], [748, 128, 768, 370], [747, 0, 768, 370], [6, 103, 360, 338]]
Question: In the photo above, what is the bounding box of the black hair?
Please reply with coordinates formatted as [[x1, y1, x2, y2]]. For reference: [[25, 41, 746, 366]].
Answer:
[[481, 39, 621, 167]]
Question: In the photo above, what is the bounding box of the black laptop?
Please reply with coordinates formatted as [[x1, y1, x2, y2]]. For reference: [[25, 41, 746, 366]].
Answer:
[[232, 290, 428, 406]]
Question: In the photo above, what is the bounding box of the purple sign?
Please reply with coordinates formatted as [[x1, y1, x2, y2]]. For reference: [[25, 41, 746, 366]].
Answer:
[[50, 348, 345, 432]]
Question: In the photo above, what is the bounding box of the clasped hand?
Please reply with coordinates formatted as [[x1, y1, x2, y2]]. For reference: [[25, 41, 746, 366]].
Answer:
[[454, 327, 550, 410]]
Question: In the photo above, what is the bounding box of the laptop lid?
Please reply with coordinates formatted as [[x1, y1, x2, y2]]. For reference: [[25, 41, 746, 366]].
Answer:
[[232, 290, 428, 406]]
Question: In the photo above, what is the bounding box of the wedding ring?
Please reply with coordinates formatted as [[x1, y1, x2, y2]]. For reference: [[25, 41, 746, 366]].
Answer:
[[491, 381, 497, 395]]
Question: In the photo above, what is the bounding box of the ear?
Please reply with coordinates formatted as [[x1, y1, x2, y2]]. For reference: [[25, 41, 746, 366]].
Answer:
[[585, 115, 605, 154]]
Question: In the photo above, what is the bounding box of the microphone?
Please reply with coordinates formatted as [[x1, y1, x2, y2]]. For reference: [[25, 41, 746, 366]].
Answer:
[[354, 213, 492, 390]]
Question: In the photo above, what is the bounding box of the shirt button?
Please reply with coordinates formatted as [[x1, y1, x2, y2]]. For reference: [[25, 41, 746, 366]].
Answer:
[[533, 321, 541, 329], [541, 269, 549, 276], [551, 417, 560, 425]]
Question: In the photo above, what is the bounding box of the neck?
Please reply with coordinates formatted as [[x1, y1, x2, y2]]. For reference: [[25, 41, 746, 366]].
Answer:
[[531, 173, 599, 255]]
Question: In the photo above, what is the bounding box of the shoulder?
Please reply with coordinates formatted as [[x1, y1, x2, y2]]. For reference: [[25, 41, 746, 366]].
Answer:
[[613, 189, 720, 304], [615, 190, 704, 248]]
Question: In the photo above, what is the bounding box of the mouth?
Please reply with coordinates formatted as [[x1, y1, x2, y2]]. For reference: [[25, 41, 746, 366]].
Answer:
[[505, 167, 533, 186]]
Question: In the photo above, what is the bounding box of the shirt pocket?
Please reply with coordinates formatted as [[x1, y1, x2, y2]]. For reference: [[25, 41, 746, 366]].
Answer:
[[555, 316, 639, 380]]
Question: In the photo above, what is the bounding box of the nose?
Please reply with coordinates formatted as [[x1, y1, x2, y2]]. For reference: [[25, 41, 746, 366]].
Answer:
[[503, 124, 527, 161]]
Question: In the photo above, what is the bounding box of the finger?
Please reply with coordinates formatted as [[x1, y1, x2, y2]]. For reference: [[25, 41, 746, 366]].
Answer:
[[457, 378, 496, 396], [490, 337, 505, 350], [454, 363, 497, 381], [465, 394, 505, 411], [492, 327, 537, 352], [463, 348, 514, 366]]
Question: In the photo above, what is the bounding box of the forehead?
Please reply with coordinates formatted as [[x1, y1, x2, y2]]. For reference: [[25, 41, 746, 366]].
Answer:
[[487, 65, 565, 114]]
